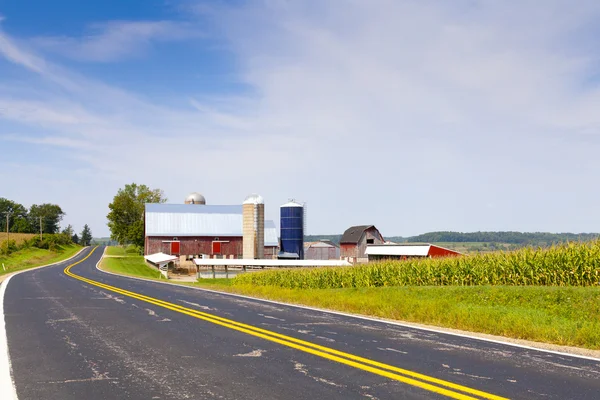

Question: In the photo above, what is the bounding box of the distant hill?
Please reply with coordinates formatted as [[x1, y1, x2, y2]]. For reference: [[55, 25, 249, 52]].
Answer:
[[91, 237, 118, 246], [305, 231, 600, 248], [304, 235, 342, 245], [404, 231, 600, 246]]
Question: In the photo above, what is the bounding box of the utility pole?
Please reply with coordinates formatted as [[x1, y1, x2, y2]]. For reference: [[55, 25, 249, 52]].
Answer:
[[5, 213, 8, 254], [3, 211, 12, 254], [39, 216, 43, 240]]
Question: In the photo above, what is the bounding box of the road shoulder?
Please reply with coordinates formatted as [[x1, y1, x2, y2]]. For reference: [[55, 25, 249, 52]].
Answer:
[[95, 253, 600, 361]]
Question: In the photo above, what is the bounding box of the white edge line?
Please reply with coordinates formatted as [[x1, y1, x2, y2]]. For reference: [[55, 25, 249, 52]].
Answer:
[[0, 246, 89, 399], [94, 250, 600, 363]]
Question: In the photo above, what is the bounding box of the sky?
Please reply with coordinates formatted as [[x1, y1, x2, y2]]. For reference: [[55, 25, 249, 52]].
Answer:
[[1, 0, 600, 238]]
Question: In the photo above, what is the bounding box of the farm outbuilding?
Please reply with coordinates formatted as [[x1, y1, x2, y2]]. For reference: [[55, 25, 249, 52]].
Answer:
[[365, 243, 461, 261], [340, 225, 385, 263], [144, 197, 279, 259], [304, 240, 340, 260]]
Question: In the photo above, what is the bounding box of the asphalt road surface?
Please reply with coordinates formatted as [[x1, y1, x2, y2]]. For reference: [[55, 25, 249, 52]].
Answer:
[[2, 246, 600, 399]]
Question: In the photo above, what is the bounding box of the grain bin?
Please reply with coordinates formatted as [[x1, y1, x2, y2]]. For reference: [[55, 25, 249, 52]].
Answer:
[[280, 200, 304, 259]]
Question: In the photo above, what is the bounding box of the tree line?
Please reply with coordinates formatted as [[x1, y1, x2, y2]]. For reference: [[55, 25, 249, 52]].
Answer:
[[305, 231, 600, 248], [0, 198, 65, 234], [0, 197, 93, 250], [401, 231, 600, 246]]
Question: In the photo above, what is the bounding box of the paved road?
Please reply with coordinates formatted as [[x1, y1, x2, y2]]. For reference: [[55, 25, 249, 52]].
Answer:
[[3, 246, 600, 399]]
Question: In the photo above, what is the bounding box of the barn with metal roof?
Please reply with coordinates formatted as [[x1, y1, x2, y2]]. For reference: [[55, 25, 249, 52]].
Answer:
[[365, 243, 461, 261], [144, 200, 279, 259], [339, 225, 385, 262]]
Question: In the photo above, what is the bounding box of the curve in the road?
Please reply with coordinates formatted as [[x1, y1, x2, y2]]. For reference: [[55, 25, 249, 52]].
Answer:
[[65, 247, 507, 400]]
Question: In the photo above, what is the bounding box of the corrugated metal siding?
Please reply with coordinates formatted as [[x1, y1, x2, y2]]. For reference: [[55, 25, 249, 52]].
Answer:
[[146, 212, 243, 236], [145, 204, 278, 245], [366, 245, 430, 257], [305, 246, 339, 260], [427, 245, 461, 258], [264, 220, 279, 247]]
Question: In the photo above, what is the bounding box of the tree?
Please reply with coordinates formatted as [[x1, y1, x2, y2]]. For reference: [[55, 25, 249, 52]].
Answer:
[[62, 224, 74, 237], [80, 224, 92, 246], [72, 233, 79, 245], [0, 198, 28, 232], [29, 204, 65, 234], [107, 183, 166, 248]]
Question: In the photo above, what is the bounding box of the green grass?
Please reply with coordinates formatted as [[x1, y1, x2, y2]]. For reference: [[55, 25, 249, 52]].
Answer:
[[235, 241, 600, 288], [0, 244, 82, 276], [94, 251, 600, 349], [101, 256, 163, 279], [105, 245, 139, 256], [190, 283, 600, 349]]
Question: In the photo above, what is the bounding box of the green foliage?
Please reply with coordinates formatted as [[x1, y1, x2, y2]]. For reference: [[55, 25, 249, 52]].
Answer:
[[106, 245, 140, 256], [196, 283, 600, 349], [0, 244, 81, 276], [305, 231, 600, 249], [235, 241, 600, 289], [28, 203, 65, 234], [102, 256, 162, 279], [0, 240, 18, 256], [80, 224, 92, 246], [400, 231, 600, 246], [0, 198, 28, 232], [107, 183, 166, 248], [71, 233, 79, 244]]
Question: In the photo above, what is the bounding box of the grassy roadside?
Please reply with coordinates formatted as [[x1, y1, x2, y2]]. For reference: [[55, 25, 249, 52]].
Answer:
[[98, 248, 600, 350], [101, 255, 164, 279], [0, 244, 82, 276]]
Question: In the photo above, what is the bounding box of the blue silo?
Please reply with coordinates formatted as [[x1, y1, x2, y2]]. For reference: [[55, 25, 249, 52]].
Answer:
[[280, 200, 304, 259]]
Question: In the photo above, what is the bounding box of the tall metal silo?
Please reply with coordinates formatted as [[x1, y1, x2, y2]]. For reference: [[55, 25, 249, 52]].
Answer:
[[280, 200, 304, 259]]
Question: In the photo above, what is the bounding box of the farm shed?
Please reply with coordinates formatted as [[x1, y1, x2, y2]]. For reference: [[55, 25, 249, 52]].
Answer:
[[365, 243, 461, 261], [305, 240, 340, 260], [144, 203, 279, 259], [340, 225, 385, 263]]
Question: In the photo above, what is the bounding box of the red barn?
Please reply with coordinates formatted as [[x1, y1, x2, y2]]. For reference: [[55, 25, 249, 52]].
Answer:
[[144, 204, 278, 258], [365, 243, 461, 261], [340, 225, 385, 263]]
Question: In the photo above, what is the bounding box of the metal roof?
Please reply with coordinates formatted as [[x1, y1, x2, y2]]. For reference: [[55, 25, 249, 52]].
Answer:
[[340, 225, 376, 244], [145, 203, 278, 244], [306, 241, 337, 248], [144, 252, 178, 264], [146, 204, 241, 214], [280, 201, 303, 208], [264, 220, 279, 247], [243, 193, 264, 205], [365, 244, 431, 257], [193, 258, 351, 267]]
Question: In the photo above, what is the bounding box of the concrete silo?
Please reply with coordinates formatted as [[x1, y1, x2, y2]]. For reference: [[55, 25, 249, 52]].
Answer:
[[242, 194, 264, 259]]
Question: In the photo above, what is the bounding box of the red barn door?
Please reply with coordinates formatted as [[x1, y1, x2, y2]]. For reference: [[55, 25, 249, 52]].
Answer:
[[170, 241, 180, 255]]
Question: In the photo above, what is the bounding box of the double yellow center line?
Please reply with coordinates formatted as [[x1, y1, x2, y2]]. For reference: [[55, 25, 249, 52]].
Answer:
[[65, 247, 508, 400]]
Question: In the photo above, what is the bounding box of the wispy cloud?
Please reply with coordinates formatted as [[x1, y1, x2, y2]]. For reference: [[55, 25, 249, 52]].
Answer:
[[2, 1, 600, 236], [33, 20, 203, 62]]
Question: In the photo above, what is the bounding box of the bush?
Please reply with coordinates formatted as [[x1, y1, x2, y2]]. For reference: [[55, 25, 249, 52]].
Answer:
[[0, 240, 18, 256]]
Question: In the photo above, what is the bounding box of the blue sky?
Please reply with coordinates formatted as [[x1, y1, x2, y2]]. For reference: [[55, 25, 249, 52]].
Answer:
[[2, 0, 600, 238]]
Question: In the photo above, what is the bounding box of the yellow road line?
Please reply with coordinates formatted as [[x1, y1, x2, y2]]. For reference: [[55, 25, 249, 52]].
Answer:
[[65, 247, 509, 400]]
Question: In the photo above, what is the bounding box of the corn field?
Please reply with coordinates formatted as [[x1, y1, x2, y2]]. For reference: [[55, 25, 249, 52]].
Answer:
[[234, 241, 600, 288]]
